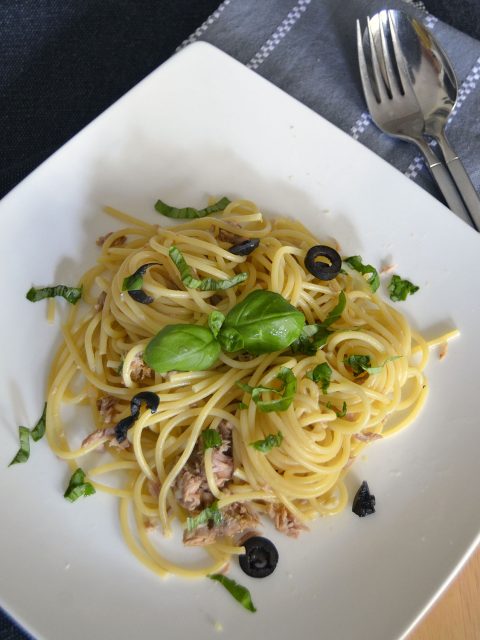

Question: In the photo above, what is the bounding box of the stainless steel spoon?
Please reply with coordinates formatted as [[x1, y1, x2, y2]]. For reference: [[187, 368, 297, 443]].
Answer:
[[386, 10, 480, 228]]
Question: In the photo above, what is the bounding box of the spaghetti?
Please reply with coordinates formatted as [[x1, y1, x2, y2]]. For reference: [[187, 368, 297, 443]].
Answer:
[[46, 198, 435, 579]]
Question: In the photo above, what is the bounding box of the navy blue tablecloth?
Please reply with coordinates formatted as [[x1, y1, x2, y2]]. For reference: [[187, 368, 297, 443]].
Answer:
[[1, 1, 479, 639]]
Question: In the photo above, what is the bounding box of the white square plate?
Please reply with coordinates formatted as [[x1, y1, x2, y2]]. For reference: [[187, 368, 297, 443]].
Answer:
[[0, 42, 479, 640]]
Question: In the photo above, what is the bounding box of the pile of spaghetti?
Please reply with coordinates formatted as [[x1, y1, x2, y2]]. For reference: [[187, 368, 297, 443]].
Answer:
[[46, 198, 430, 579]]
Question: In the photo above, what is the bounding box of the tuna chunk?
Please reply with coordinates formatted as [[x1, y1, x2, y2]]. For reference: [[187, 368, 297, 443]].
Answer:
[[130, 353, 155, 384], [96, 395, 119, 425], [175, 420, 234, 511], [267, 503, 308, 538], [183, 502, 259, 546]]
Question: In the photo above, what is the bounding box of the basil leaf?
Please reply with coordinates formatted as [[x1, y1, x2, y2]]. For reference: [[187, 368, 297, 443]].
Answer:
[[208, 574, 256, 613], [64, 468, 96, 502], [30, 403, 47, 442], [8, 427, 31, 466], [169, 246, 247, 291], [323, 291, 346, 326], [344, 256, 380, 293], [202, 429, 222, 450], [26, 285, 82, 305], [306, 363, 332, 393], [388, 275, 419, 302], [238, 367, 297, 412], [218, 290, 305, 355], [208, 311, 225, 338], [122, 262, 159, 292], [327, 401, 347, 418], [155, 197, 231, 219], [344, 354, 371, 376], [144, 324, 221, 373], [237, 402, 248, 410], [186, 501, 223, 531], [250, 430, 283, 453]]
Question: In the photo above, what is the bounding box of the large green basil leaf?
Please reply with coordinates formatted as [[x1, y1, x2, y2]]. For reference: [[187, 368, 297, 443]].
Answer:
[[218, 290, 304, 354], [144, 324, 220, 372]]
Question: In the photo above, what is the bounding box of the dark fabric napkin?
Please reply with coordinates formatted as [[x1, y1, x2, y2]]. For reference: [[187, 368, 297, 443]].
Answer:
[[2, 1, 480, 638]]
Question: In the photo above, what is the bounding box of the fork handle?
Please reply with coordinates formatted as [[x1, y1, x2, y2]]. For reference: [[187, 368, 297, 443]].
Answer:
[[434, 132, 480, 231], [415, 138, 472, 226]]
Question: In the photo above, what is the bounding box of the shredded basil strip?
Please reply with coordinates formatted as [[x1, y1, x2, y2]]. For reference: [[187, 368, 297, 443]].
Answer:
[[30, 403, 47, 442], [250, 430, 283, 453], [122, 262, 159, 292], [8, 427, 31, 466], [208, 574, 257, 613], [202, 429, 223, 450], [344, 354, 401, 376], [388, 275, 419, 302], [238, 367, 297, 412], [290, 291, 345, 355], [64, 468, 96, 502], [186, 501, 223, 531], [26, 284, 83, 305], [8, 403, 48, 466], [238, 401, 248, 410], [290, 324, 331, 355], [344, 256, 380, 293], [323, 290, 346, 326], [155, 197, 231, 219], [306, 363, 332, 393], [208, 311, 225, 337], [344, 354, 371, 376], [122, 273, 143, 291], [327, 401, 347, 418], [169, 245, 247, 291]]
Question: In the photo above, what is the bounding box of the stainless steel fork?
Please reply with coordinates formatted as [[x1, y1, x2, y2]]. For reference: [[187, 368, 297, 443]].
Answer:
[[356, 13, 469, 221]]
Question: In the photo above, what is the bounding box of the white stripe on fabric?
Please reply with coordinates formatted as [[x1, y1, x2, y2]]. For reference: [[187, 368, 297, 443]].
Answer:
[[176, 0, 232, 52], [246, 0, 311, 70], [402, 0, 427, 9], [451, 55, 480, 116], [404, 55, 480, 180], [351, 112, 372, 140], [351, 9, 437, 140], [424, 14, 438, 30]]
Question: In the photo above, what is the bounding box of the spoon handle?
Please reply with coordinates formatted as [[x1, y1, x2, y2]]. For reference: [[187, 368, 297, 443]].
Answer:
[[435, 133, 480, 231], [414, 138, 471, 225]]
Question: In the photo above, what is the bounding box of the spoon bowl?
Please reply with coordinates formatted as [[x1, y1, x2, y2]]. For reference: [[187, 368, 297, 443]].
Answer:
[[386, 9, 480, 227]]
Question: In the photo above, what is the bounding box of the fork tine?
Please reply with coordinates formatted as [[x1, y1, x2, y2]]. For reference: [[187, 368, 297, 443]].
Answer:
[[388, 10, 412, 94], [367, 16, 388, 103], [356, 19, 376, 107], [378, 11, 400, 97]]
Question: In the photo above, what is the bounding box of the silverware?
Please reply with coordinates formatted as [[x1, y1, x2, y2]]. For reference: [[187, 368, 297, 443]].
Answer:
[[356, 13, 470, 224], [388, 10, 480, 229]]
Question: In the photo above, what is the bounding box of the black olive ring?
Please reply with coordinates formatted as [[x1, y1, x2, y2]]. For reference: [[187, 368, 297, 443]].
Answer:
[[304, 245, 342, 281], [239, 536, 279, 578]]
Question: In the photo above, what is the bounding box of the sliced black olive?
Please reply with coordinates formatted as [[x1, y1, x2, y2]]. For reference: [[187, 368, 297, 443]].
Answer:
[[304, 245, 342, 281], [130, 391, 160, 417], [228, 238, 260, 256], [114, 414, 137, 443], [239, 536, 279, 578], [352, 480, 376, 517], [128, 289, 154, 304]]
